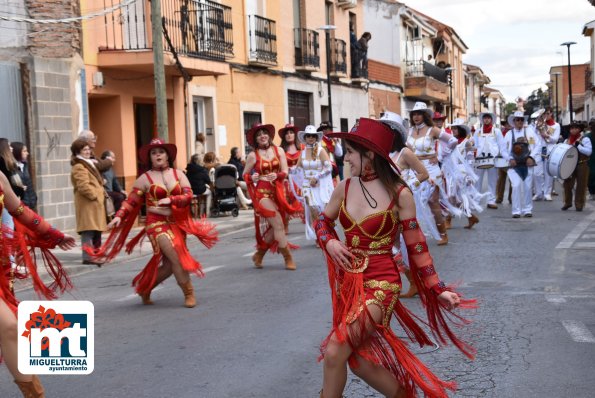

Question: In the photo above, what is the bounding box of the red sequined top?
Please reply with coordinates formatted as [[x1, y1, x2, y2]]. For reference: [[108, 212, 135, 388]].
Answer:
[[254, 146, 282, 191], [144, 169, 183, 207], [285, 150, 301, 168]]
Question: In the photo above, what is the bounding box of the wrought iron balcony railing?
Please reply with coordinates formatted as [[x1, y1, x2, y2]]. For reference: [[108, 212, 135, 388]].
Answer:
[[247, 15, 277, 66], [101, 0, 233, 62], [330, 38, 347, 75], [294, 28, 319, 69], [405, 60, 448, 83]]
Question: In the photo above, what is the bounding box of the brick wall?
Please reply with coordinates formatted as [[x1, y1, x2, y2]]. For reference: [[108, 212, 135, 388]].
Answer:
[[25, 0, 81, 58], [369, 87, 401, 119], [29, 57, 80, 232], [368, 59, 402, 86]]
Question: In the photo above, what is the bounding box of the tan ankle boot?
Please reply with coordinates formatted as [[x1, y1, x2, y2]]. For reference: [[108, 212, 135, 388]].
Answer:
[[464, 214, 479, 229], [178, 280, 196, 308], [279, 247, 296, 270], [15, 375, 45, 398], [139, 266, 172, 305], [252, 248, 267, 268], [445, 215, 452, 229], [400, 269, 418, 298], [436, 223, 448, 246]]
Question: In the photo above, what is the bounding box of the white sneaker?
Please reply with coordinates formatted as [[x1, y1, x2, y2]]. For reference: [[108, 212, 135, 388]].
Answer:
[[532, 194, 543, 201], [544, 194, 552, 201]]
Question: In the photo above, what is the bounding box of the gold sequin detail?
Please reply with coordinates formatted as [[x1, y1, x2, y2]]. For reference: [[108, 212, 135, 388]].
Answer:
[[14, 205, 24, 216], [369, 235, 391, 249], [374, 290, 386, 302], [351, 235, 360, 247], [415, 243, 423, 253], [146, 221, 168, 230], [364, 279, 401, 327]]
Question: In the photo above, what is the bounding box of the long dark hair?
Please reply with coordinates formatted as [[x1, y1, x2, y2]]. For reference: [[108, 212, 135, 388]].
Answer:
[[453, 126, 468, 139], [345, 139, 407, 202], [280, 130, 296, 152], [0, 138, 17, 171], [411, 111, 434, 127], [11, 141, 27, 162]]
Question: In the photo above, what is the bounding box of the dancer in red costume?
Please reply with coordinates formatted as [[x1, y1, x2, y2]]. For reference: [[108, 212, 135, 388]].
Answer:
[[243, 123, 301, 270], [87, 139, 217, 308], [0, 172, 75, 397], [313, 118, 476, 398], [278, 123, 304, 228]]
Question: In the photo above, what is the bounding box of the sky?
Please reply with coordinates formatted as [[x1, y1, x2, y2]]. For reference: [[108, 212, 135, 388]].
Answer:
[[409, 0, 595, 103]]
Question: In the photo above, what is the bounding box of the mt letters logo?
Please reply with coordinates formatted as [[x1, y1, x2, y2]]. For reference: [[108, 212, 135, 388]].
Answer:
[[18, 301, 94, 375]]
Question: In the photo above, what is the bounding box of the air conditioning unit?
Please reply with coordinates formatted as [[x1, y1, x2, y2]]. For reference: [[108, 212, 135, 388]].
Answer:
[[337, 0, 357, 9]]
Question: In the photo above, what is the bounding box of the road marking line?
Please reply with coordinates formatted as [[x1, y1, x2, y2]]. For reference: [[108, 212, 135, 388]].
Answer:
[[573, 242, 595, 248], [219, 226, 253, 237], [581, 234, 595, 239], [117, 286, 163, 302], [203, 265, 224, 273], [556, 211, 595, 249], [562, 320, 595, 343], [242, 252, 253, 257], [545, 295, 566, 303]]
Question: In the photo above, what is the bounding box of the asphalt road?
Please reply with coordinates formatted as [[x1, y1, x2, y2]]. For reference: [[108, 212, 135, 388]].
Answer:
[[2, 197, 595, 397]]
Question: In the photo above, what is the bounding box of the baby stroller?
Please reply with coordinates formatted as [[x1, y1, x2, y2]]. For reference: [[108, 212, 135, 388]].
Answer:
[[211, 164, 240, 217]]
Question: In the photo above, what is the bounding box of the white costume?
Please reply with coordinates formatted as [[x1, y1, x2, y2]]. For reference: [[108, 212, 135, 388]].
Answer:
[[502, 115, 540, 216], [473, 123, 503, 205], [290, 130, 334, 240], [533, 119, 561, 199]]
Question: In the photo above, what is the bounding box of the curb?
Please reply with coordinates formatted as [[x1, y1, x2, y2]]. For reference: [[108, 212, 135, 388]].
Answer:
[[14, 214, 255, 293]]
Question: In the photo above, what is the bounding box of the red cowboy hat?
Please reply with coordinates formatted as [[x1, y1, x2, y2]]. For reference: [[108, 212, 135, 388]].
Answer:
[[326, 118, 399, 173], [432, 111, 447, 120], [247, 123, 275, 148], [278, 123, 297, 140], [138, 138, 177, 166]]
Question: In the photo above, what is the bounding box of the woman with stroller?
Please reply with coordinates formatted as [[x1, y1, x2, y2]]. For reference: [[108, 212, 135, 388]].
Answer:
[[87, 138, 218, 308], [243, 123, 301, 270], [289, 125, 334, 240], [0, 171, 75, 398], [313, 118, 475, 398]]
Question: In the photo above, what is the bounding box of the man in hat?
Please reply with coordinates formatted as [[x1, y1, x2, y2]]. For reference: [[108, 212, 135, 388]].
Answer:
[[561, 121, 592, 211], [496, 119, 512, 204], [533, 107, 560, 201], [473, 112, 502, 209], [502, 111, 540, 218]]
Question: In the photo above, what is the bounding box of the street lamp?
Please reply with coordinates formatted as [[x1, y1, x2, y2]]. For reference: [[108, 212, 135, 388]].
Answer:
[[319, 25, 336, 130], [445, 67, 455, 121], [560, 41, 577, 123], [552, 71, 562, 123]]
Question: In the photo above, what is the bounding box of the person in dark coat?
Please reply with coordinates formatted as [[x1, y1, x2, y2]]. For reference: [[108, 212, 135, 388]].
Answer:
[[11, 142, 37, 210], [100, 150, 126, 212], [186, 153, 212, 215]]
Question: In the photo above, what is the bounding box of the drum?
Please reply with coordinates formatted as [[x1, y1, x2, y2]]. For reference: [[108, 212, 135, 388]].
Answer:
[[474, 156, 495, 169], [494, 156, 508, 168], [547, 143, 578, 179]]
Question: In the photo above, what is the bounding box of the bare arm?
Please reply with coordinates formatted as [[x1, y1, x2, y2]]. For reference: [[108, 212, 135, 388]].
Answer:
[[403, 148, 429, 183]]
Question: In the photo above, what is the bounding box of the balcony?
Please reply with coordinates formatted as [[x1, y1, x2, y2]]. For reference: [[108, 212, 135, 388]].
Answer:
[[294, 28, 319, 71], [98, 0, 233, 77], [404, 60, 448, 102], [247, 15, 277, 67], [330, 38, 347, 77]]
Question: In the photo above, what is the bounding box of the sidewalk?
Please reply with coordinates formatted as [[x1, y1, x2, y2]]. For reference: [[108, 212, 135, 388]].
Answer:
[[15, 209, 255, 291]]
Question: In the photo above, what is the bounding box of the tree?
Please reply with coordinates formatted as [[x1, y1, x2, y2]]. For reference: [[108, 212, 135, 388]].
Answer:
[[523, 87, 549, 116], [504, 102, 517, 116]]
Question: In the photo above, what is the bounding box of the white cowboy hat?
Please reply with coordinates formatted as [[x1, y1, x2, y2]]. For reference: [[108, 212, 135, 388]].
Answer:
[[480, 112, 497, 124], [297, 125, 323, 143], [379, 111, 408, 142], [449, 118, 471, 136], [408, 102, 433, 119], [507, 111, 528, 126]]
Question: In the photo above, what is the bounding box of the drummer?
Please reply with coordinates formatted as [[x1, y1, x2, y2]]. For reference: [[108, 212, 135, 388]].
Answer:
[[561, 121, 592, 211], [502, 111, 540, 218], [533, 107, 560, 201], [473, 112, 502, 209]]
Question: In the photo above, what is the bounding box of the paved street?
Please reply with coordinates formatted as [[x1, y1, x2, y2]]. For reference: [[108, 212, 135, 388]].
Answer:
[[2, 198, 595, 398]]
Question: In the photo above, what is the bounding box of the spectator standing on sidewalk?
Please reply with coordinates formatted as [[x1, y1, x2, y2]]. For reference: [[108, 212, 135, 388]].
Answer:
[[78, 129, 113, 172], [228, 147, 252, 209], [0, 171, 75, 398], [70, 138, 107, 266], [100, 150, 126, 212], [0, 139, 21, 235], [11, 142, 37, 210], [187, 153, 212, 215]]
